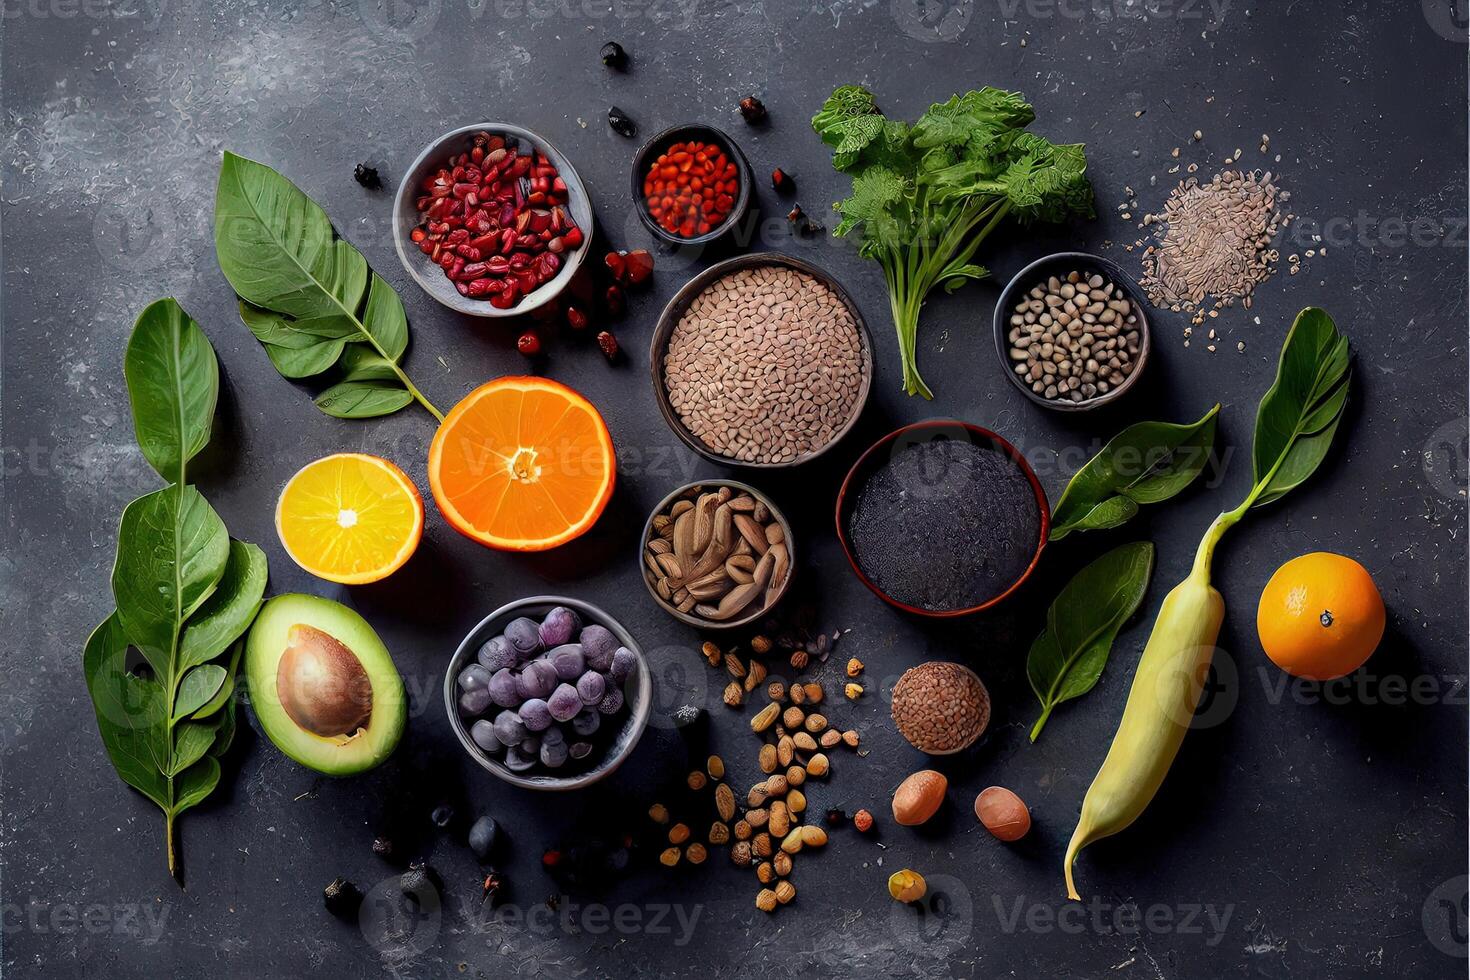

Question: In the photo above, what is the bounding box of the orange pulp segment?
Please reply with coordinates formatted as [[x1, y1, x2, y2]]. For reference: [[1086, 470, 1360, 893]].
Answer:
[[275, 453, 424, 584]]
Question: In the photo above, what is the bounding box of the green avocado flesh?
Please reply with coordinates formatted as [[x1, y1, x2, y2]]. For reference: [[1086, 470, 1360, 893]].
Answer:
[[245, 593, 406, 775]]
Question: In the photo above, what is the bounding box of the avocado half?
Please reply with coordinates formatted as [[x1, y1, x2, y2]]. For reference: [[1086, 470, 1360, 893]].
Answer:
[[245, 593, 407, 775]]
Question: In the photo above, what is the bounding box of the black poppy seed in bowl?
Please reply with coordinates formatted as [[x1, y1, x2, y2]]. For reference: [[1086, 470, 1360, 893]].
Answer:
[[845, 439, 1040, 612]]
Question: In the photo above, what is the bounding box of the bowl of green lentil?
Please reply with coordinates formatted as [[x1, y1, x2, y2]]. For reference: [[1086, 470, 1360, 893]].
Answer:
[[993, 251, 1151, 412]]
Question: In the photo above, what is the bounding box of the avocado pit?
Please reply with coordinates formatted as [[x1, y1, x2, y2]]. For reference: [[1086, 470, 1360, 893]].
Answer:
[[277, 624, 373, 739]]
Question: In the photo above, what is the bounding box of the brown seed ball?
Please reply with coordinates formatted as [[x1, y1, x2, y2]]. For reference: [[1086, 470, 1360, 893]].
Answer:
[[890, 662, 990, 754], [975, 786, 1031, 841]]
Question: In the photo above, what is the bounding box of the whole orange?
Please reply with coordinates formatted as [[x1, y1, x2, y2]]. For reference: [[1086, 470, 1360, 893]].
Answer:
[[1256, 552, 1384, 680]]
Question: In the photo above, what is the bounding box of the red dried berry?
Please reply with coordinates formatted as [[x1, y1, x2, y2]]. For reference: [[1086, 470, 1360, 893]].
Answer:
[[623, 249, 654, 287], [603, 250, 627, 283], [516, 331, 541, 357], [603, 284, 625, 317], [596, 330, 620, 362], [565, 304, 589, 331], [854, 809, 874, 833]]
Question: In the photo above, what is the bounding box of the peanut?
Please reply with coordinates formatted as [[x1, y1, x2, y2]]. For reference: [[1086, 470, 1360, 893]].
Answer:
[[785, 764, 806, 787], [750, 702, 779, 732], [806, 753, 830, 778], [773, 852, 793, 877], [758, 743, 778, 774], [793, 732, 818, 753], [892, 770, 947, 826], [715, 783, 736, 823], [746, 807, 769, 829], [777, 734, 795, 767], [798, 825, 827, 847], [782, 706, 805, 729], [787, 789, 807, 815]]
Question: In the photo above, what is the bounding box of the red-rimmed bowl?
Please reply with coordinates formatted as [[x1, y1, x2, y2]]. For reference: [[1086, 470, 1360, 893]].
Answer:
[[834, 421, 1050, 617]]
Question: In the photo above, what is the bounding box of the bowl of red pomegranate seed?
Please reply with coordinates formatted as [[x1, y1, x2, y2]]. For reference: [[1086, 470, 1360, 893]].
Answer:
[[631, 124, 752, 247], [394, 124, 594, 318]]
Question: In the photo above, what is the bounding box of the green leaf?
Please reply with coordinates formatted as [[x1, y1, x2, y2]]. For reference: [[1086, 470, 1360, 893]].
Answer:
[[83, 613, 169, 808], [1250, 308, 1351, 508], [167, 720, 219, 775], [1050, 404, 1220, 541], [214, 151, 438, 420], [125, 299, 219, 484], [338, 344, 401, 383], [173, 664, 227, 721], [170, 757, 222, 816], [179, 540, 268, 671], [314, 381, 414, 419], [111, 486, 230, 673], [1028, 542, 1155, 741]]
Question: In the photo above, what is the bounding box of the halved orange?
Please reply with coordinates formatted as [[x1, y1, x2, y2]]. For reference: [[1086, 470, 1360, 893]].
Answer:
[[428, 377, 615, 552], [275, 453, 424, 584]]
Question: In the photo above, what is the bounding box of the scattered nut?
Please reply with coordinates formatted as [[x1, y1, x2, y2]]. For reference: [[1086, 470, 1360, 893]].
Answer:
[[975, 786, 1031, 841], [734, 819, 752, 840], [686, 843, 708, 864], [756, 888, 778, 912], [798, 825, 827, 847], [747, 784, 770, 808], [687, 771, 707, 792], [806, 753, 830, 778], [751, 702, 779, 732], [746, 807, 769, 829], [709, 821, 730, 845], [790, 649, 809, 670], [802, 682, 823, 704], [793, 732, 818, 753], [803, 713, 828, 734], [715, 783, 737, 823], [782, 706, 805, 729], [767, 681, 786, 702], [845, 683, 864, 700], [789, 684, 807, 706], [774, 880, 796, 905], [723, 682, 744, 708], [773, 851, 792, 876], [820, 729, 842, 749], [701, 641, 722, 667], [752, 832, 773, 858], [648, 803, 670, 824], [785, 765, 806, 787], [780, 830, 803, 854], [893, 770, 947, 826], [731, 841, 752, 867], [765, 773, 788, 797], [759, 743, 778, 773], [842, 730, 860, 748], [669, 823, 691, 845], [777, 735, 795, 767], [751, 635, 773, 655], [769, 800, 790, 837], [847, 657, 864, 677], [660, 847, 681, 867], [725, 653, 747, 679], [787, 789, 808, 815], [757, 861, 776, 884], [854, 809, 874, 833], [707, 755, 725, 779], [888, 869, 927, 903], [744, 660, 768, 691]]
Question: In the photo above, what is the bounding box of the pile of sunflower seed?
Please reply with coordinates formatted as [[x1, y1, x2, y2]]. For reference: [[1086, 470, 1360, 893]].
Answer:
[[1138, 169, 1288, 319], [1006, 271, 1142, 403]]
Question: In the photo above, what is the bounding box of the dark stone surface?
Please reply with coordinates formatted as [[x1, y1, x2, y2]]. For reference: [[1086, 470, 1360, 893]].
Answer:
[[2, 2, 1466, 977]]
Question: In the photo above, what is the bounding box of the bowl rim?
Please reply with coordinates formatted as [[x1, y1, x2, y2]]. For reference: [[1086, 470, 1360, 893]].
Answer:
[[833, 420, 1051, 618], [392, 122, 594, 319], [992, 250, 1152, 412], [638, 478, 796, 630], [647, 250, 875, 469], [443, 595, 651, 790], [630, 123, 752, 246]]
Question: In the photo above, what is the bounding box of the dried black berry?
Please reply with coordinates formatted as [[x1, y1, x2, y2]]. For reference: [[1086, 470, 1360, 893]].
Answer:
[[739, 96, 767, 124], [599, 41, 627, 70], [430, 804, 455, 830], [400, 859, 436, 895], [825, 807, 847, 827], [371, 836, 394, 860], [353, 163, 382, 190], [323, 877, 362, 919], [468, 815, 500, 861], [607, 106, 635, 138]]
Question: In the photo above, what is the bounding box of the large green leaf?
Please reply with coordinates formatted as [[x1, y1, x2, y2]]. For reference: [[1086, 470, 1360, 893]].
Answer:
[[179, 539, 267, 671], [1050, 405, 1220, 541], [1027, 541, 1155, 741], [111, 486, 230, 674], [1250, 308, 1351, 508], [314, 380, 414, 419], [82, 613, 169, 808], [173, 665, 228, 722], [125, 300, 219, 484], [214, 151, 438, 420]]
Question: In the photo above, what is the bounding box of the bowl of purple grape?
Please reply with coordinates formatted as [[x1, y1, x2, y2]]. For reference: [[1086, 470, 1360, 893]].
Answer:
[[446, 596, 651, 790]]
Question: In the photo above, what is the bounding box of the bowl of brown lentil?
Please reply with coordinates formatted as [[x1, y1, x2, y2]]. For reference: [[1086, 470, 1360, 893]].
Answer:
[[639, 480, 795, 630], [649, 252, 873, 468], [993, 252, 1151, 411]]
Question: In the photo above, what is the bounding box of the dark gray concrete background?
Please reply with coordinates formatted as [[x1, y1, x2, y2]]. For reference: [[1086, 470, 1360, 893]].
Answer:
[[3, 1, 1467, 977]]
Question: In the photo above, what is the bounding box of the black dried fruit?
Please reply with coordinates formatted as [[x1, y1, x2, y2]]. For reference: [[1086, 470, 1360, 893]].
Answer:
[[469, 815, 500, 861], [353, 163, 382, 190], [371, 836, 394, 860], [600, 41, 627, 70], [825, 807, 847, 827], [739, 96, 767, 124], [608, 106, 636, 138], [400, 859, 436, 895], [431, 804, 455, 829], [771, 168, 794, 195], [596, 330, 620, 362], [323, 877, 362, 919]]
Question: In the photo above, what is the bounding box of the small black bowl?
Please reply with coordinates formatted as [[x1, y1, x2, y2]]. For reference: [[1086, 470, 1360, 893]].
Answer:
[[630, 124, 752, 247], [993, 251, 1152, 412]]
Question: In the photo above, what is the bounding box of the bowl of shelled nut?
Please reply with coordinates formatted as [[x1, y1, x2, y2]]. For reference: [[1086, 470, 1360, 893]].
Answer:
[[993, 251, 1151, 411], [639, 480, 795, 630]]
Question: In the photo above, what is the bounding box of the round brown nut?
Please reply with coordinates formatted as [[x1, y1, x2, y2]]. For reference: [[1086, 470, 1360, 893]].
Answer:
[[774, 880, 796, 905], [648, 803, 670, 824], [769, 800, 790, 837], [785, 765, 806, 787], [686, 843, 708, 864], [892, 770, 948, 826], [756, 861, 776, 884], [767, 681, 786, 702], [722, 681, 743, 708], [780, 830, 803, 854], [752, 832, 773, 858], [803, 713, 828, 734], [716, 783, 737, 822], [669, 823, 691, 845], [734, 819, 752, 840], [731, 841, 752, 867], [890, 662, 991, 754], [820, 729, 842, 749], [773, 852, 793, 876], [842, 730, 860, 748], [789, 684, 807, 706], [777, 735, 795, 767], [799, 825, 827, 847], [707, 755, 725, 779], [975, 786, 1031, 841], [755, 888, 777, 912], [765, 774, 788, 797], [748, 784, 770, 808], [687, 771, 706, 791], [746, 807, 769, 829], [660, 847, 681, 867], [802, 682, 823, 704], [751, 702, 779, 733], [759, 744, 778, 774], [782, 706, 805, 729], [806, 753, 830, 778], [793, 732, 818, 753], [787, 789, 807, 815], [709, 821, 730, 845]]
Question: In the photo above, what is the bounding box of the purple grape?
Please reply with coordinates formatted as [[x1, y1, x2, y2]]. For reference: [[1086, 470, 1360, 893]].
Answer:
[[609, 647, 636, 684], [519, 698, 552, 731], [503, 746, 536, 772], [597, 686, 624, 716], [541, 738, 569, 768], [470, 719, 500, 752], [504, 617, 543, 657], [477, 635, 516, 672], [576, 670, 606, 706], [458, 664, 492, 692], [580, 624, 618, 671], [569, 741, 593, 760], [492, 709, 527, 746], [459, 687, 492, 716], [572, 708, 601, 736], [519, 732, 542, 754], [549, 644, 586, 681], [488, 668, 520, 708], [548, 683, 582, 723], [539, 606, 582, 648], [541, 725, 565, 746], [514, 660, 558, 701]]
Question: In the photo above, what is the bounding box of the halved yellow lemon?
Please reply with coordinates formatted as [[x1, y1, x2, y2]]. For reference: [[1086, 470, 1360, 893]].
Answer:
[[275, 453, 424, 584]]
